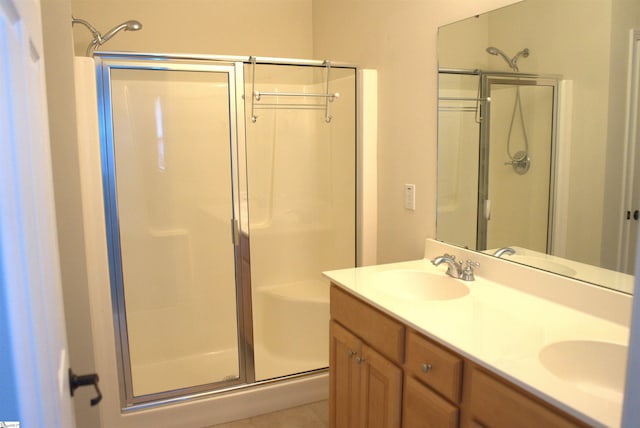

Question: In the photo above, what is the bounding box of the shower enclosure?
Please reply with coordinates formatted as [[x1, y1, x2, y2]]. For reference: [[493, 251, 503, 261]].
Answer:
[[437, 69, 558, 252], [93, 53, 356, 408]]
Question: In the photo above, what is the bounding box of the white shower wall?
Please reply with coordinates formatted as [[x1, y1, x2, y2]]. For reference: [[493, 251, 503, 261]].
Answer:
[[245, 66, 356, 380]]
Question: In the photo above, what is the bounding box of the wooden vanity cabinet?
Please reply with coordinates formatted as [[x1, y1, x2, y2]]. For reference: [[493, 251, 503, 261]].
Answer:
[[463, 364, 590, 428], [403, 375, 459, 428], [330, 286, 404, 428], [403, 330, 463, 428], [329, 284, 591, 428]]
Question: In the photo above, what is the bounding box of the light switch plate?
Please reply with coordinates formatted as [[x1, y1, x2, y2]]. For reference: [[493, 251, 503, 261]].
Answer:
[[404, 184, 415, 210]]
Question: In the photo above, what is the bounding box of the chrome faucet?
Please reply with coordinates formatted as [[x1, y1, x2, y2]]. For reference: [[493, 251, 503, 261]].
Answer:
[[432, 254, 479, 281], [431, 254, 462, 278], [493, 247, 516, 258]]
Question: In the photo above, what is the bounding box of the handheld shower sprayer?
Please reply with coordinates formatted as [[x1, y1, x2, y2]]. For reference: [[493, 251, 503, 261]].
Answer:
[[485, 46, 532, 174], [72, 16, 142, 56], [101, 21, 143, 43]]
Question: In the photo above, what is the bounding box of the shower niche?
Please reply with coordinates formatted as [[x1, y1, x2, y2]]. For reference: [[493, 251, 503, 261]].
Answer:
[[93, 53, 356, 407]]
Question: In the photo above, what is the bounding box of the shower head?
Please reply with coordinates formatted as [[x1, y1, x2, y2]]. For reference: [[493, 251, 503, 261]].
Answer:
[[486, 46, 514, 70], [486, 46, 530, 72], [71, 15, 143, 56], [101, 20, 143, 43]]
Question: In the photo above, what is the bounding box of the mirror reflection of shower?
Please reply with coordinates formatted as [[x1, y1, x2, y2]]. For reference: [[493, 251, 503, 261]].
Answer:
[[486, 46, 531, 174], [71, 16, 142, 57]]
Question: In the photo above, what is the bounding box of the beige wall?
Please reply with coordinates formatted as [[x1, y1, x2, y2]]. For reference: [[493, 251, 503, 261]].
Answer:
[[71, 0, 314, 57], [312, 0, 519, 263], [40, 0, 100, 427]]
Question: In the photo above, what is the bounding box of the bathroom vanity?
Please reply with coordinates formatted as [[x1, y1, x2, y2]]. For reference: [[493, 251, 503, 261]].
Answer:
[[324, 239, 631, 427]]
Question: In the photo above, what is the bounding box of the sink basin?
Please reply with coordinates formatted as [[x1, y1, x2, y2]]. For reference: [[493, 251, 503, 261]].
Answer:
[[370, 269, 469, 301], [539, 340, 627, 401]]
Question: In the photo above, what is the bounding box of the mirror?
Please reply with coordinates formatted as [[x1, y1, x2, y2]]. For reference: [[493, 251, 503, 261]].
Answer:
[[436, 0, 640, 294]]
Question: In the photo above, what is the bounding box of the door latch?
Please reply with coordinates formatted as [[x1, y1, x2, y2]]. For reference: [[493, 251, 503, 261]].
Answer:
[[69, 369, 102, 406]]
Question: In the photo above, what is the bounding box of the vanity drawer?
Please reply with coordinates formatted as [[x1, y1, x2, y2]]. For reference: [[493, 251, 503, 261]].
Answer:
[[404, 330, 463, 403], [330, 284, 404, 364], [403, 375, 458, 428], [469, 366, 589, 428]]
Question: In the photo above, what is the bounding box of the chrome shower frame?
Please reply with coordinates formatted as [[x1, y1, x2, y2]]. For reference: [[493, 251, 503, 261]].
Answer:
[[477, 71, 560, 253], [93, 51, 358, 411], [95, 53, 251, 409], [438, 68, 560, 253]]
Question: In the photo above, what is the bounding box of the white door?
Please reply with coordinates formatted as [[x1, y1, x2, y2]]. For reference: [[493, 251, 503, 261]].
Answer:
[[622, 30, 640, 274], [0, 0, 76, 426]]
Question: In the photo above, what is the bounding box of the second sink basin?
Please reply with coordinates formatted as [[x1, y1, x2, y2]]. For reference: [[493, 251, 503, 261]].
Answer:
[[539, 340, 627, 402], [370, 269, 470, 301]]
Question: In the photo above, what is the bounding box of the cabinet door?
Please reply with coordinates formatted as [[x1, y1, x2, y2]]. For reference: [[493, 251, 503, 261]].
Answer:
[[469, 367, 585, 428], [359, 344, 403, 428], [402, 376, 458, 428], [330, 321, 362, 428]]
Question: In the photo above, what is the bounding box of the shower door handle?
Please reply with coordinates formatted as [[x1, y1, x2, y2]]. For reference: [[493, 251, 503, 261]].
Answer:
[[231, 219, 240, 245]]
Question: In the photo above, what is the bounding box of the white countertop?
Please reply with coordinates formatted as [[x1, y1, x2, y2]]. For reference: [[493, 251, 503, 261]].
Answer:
[[324, 253, 630, 427]]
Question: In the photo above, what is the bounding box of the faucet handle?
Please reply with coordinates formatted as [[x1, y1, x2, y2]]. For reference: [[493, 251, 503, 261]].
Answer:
[[461, 260, 479, 281], [444, 253, 456, 260]]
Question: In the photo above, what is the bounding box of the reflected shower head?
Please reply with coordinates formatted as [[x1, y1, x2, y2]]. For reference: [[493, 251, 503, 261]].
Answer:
[[486, 46, 515, 70], [486, 46, 530, 72], [72, 16, 143, 56], [512, 48, 530, 65]]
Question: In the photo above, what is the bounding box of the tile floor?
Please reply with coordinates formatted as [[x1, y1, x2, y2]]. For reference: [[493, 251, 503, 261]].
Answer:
[[209, 400, 328, 428]]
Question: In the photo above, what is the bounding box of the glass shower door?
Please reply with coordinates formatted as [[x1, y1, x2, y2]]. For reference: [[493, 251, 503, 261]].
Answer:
[[480, 76, 557, 252], [100, 61, 247, 404], [245, 63, 356, 381], [436, 72, 482, 250]]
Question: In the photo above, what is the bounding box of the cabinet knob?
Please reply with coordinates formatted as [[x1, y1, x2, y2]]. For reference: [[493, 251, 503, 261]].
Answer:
[[346, 350, 356, 358], [356, 356, 365, 364], [421, 363, 432, 373]]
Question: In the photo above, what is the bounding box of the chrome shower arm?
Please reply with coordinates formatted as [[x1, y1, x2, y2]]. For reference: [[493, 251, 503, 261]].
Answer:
[[71, 16, 142, 57], [72, 16, 102, 44]]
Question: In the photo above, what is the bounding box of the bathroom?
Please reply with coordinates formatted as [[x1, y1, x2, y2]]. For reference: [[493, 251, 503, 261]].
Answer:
[[1, 0, 639, 426]]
